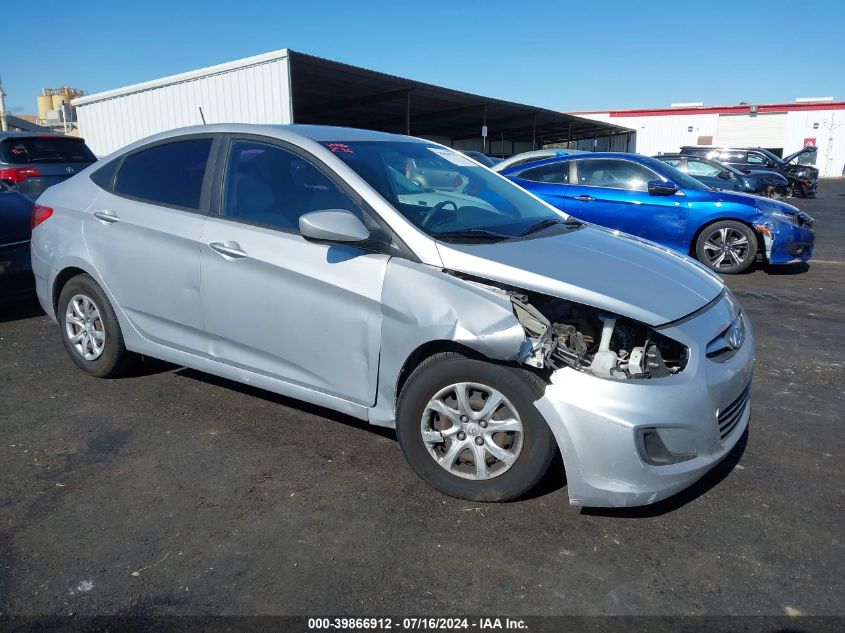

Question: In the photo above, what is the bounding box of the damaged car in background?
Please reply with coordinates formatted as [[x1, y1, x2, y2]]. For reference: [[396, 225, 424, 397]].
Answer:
[[32, 124, 754, 508]]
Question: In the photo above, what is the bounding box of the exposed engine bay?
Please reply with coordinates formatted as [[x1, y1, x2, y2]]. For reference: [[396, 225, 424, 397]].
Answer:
[[509, 291, 688, 379], [449, 271, 688, 380]]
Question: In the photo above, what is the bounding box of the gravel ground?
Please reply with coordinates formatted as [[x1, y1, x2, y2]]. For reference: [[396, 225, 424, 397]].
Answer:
[[1, 180, 843, 618]]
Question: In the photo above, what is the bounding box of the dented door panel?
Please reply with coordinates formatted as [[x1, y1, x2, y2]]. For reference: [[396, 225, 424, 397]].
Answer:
[[200, 216, 388, 406]]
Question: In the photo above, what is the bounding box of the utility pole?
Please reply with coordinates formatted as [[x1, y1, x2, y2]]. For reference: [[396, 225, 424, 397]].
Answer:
[[0, 77, 9, 132], [821, 114, 841, 178]]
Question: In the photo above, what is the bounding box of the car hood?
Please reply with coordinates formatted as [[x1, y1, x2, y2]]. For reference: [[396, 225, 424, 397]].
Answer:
[[746, 170, 789, 184], [435, 224, 724, 326], [689, 187, 802, 216], [783, 147, 817, 164]]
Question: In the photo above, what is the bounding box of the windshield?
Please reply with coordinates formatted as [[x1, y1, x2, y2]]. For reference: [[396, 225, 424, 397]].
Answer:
[[638, 155, 711, 191], [324, 141, 566, 239], [0, 137, 96, 164]]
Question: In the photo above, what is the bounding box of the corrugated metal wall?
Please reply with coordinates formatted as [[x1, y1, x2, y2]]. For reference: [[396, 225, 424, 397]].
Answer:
[[76, 54, 292, 156], [715, 112, 787, 147], [579, 112, 720, 156], [580, 108, 845, 177]]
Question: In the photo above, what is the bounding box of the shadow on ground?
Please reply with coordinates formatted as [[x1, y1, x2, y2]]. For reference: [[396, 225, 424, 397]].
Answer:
[[0, 294, 43, 323]]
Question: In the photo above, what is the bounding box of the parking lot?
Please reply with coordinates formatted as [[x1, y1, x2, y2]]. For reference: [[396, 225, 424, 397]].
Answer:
[[1, 181, 843, 618]]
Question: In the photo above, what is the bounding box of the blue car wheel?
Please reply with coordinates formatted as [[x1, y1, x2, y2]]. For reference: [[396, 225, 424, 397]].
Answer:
[[694, 220, 758, 274]]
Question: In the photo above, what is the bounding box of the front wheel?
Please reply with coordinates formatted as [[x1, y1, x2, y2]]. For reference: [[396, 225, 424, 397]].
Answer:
[[694, 221, 758, 274], [396, 353, 556, 502]]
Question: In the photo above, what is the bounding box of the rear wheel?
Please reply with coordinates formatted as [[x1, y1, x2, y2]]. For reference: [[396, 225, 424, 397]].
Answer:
[[396, 353, 556, 502], [694, 221, 758, 274], [58, 274, 137, 377]]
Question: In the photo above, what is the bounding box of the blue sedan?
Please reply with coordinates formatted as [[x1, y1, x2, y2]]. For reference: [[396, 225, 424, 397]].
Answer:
[[0, 182, 35, 299], [501, 153, 815, 273]]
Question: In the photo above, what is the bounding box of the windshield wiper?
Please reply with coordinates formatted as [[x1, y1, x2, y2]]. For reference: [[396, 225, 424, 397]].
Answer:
[[519, 217, 581, 237], [433, 228, 511, 242]]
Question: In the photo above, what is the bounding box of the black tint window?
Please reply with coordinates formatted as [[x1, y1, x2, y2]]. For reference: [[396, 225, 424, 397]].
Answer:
[[90, 159, 119, 190], [1, 137, 96, 164], [115, 139, 212, 209], [518, 162, 569, 184], [222, 140, 361, 232]]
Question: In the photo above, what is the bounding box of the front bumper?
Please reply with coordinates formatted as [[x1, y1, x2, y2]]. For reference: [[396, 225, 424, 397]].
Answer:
[[534, 293, 755, 507], [758, 221, 815, 264]]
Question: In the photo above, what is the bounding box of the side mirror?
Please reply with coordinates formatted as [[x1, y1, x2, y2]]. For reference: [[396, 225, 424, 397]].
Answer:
[[299, 209, 370, 243], [718, 170, 733, 180], [647, 179, 679, 196]]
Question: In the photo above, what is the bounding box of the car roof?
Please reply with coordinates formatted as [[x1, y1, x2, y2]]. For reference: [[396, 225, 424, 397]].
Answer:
[[681, 145, 767, 151], [499, 151, 663, 175], [130, 123, 424, 145], [96, 123, 432, 160]]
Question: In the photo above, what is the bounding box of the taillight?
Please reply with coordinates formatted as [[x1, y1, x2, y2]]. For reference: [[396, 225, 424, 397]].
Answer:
[[31, 204, 53, 230], [0, 166, 41, 184]]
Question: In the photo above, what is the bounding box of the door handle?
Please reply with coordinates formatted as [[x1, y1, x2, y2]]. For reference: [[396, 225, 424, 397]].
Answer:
[[209, 241, 247, 259], [92, 210, 120, 223], [572, 195, 595, 202]]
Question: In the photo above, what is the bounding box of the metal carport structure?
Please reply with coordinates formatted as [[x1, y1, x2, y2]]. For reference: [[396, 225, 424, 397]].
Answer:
[[74, 49, 631, 157], [288, 51, 631, 155]]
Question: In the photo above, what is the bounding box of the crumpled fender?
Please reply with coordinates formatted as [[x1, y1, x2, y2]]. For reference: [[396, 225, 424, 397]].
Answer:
[[367, 258, 526, 428]]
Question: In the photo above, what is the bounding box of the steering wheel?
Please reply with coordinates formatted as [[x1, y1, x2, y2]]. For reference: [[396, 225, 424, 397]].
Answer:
[[421, 200, 458, 230]]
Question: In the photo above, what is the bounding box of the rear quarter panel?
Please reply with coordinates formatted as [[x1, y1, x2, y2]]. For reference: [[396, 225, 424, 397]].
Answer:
[[30, 175, 103, 320]]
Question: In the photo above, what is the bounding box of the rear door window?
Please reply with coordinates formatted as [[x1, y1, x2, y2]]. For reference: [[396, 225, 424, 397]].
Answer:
[[517, 162, 569, 184], [1, 137, 96, 164], [114, 138, 213, 210], [746, 152, 767, 165]]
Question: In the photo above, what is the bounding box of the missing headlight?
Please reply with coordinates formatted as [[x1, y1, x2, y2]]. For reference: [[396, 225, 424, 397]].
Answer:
[[508, 291, 688, 380]]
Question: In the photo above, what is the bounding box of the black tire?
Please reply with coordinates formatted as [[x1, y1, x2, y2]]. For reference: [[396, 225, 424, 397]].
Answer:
[[57, 274, 137, 377], [694, 220, 758, 274], [396, 352, 556, 502]]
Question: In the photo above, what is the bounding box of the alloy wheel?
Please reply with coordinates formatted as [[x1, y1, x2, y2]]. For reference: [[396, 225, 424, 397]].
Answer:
[[420, 382, 524, 480], [64, 293, 106, 361], [702, 227, 750, 269]]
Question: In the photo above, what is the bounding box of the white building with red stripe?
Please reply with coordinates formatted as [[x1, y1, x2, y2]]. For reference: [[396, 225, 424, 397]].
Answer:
[[571, 98, 845, 178]]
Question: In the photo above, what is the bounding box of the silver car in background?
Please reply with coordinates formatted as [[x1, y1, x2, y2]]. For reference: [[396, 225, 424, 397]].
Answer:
[[31, 124, 754, 507], [492, 148, 589, 173]]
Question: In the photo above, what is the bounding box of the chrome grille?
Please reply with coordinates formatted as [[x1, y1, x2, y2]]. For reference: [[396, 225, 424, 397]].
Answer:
[[718, 384, 750, 440]]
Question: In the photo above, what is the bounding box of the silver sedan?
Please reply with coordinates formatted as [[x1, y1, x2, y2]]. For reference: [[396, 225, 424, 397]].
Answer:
[[31, 124, 753, 507]]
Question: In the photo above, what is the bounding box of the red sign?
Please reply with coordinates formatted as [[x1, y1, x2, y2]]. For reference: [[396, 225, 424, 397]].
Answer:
[[804, 137, 817, 147]]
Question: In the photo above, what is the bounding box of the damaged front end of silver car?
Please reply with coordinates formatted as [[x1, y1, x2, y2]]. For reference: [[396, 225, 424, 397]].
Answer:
[[452, 272, 689, 381]]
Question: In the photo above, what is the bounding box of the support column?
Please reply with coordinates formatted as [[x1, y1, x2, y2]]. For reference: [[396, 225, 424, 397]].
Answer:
[[481, 105, 488, 154]]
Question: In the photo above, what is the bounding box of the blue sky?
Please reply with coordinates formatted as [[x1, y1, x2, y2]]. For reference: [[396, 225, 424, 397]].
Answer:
[[3, 0, 844, 115]]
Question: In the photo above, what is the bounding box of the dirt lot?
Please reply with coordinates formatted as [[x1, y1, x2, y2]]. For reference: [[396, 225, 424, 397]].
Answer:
[[1, 181, 843, 619]]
